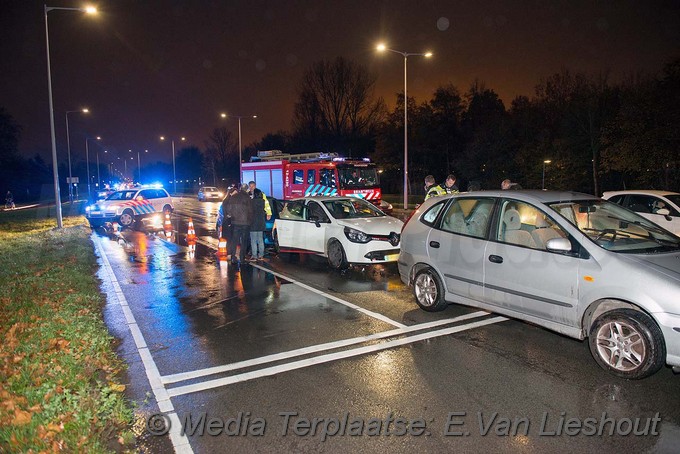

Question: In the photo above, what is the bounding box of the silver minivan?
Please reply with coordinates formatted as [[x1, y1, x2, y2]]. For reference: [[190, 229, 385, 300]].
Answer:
[[398, 190, 680, 379]]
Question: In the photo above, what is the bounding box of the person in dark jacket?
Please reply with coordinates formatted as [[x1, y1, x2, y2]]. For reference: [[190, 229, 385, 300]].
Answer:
[[225, 184, 253, 264], [218, 185, 238, 242], [248, 181, 270, 261]]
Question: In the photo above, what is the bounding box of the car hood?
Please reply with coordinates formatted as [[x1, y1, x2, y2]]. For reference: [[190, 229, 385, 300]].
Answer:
[[335, 216, 403, 234], [627, 251, 680, 280]]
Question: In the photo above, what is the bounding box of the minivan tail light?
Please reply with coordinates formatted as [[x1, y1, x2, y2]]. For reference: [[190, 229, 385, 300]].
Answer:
[[401, 209, 417, 233]]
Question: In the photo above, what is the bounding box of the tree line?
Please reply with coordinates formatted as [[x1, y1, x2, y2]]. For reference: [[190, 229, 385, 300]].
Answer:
[[1, 56, 679, 202]]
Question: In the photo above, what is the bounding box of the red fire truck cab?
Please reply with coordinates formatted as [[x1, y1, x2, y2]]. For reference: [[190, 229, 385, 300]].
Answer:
[[241, 150, 382, 205]]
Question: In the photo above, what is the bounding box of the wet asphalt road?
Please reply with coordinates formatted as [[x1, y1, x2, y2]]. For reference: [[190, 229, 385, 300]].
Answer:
[[97, 197, 680, 453]]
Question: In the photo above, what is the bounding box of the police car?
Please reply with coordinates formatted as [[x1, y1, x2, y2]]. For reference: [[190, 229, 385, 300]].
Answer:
[[85, 186, 174, 229]]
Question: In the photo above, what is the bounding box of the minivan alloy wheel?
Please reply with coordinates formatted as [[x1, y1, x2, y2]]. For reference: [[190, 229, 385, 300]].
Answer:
[[413, 268, 447, 312], [588, 308, 665, 379]]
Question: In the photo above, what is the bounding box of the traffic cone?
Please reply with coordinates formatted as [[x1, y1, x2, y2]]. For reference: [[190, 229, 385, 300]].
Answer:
[[163, 213, 173, 238], [186, 217, 197, 245], [187, 243, 196, 259], [217, 237, 228, 258]]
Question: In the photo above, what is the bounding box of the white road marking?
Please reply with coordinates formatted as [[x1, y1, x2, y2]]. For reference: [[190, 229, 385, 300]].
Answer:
[[188, 229, 407, 329], [166, 316, 507, 398], [249, 262, 406, 328], [161, 311, 489, 384], [94, 235, 193, 453]]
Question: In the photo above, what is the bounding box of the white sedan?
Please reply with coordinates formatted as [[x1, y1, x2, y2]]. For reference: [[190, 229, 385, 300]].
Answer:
[[602, 190, 680, 236], [273, 196, 403, 269]]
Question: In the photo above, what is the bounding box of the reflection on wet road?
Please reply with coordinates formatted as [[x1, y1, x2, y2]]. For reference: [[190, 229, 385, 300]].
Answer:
[[95, 198, 680, 453]]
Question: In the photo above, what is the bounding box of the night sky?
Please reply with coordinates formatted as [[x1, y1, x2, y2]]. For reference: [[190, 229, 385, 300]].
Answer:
[[1, 0, 679, 168]]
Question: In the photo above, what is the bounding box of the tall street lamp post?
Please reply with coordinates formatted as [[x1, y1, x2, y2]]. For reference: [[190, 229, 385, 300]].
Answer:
[[542, 160, 552, 190], [97, 149, 107, 189], [221, 113, 257, 181], [377, 43, 432, 210], [44, 5, 97, 228], [161, 136, 186, 195], [85, 136, 100, 200], [65, 108, 89, 203], [136, 149, 147, 183]]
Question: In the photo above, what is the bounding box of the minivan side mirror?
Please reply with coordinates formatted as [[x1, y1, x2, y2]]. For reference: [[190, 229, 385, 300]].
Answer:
[[545, 237, 572, 253]]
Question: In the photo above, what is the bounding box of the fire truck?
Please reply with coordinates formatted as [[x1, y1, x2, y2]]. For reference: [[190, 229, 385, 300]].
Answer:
[[241, 150, 383, 205]]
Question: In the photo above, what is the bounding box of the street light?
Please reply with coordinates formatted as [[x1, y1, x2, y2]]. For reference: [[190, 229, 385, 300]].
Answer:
[[65, 108, 89, 203], [542, 160, 552, 190], [377, 43, 432, 210], [137, 149, 148, 183], [85, 136, 100, 200], [160, 136, 186, 195], [220, 113, 257, 180], [44, 5, 97, 228], [97, 149, 107, 189]]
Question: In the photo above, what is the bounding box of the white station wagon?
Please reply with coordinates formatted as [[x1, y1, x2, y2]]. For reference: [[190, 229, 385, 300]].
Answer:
[[273, 196, 403, 269], [399, 190, 680, 379], [86, 187, 174, 228]]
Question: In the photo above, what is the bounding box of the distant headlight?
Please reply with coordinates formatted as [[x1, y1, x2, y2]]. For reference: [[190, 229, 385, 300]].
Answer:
[[217, 192, 223, 198], [344, 227, 371, 243], [85, 206, 92, 213]]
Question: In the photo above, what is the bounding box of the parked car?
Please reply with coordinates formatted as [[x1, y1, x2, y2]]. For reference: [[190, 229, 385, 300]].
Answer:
[[602, 190, 680, 236], [85, 186, 173, 228], [198, 186, 223, 202], [94, 189, 115, 201], [273, 196, 403, 269], [399, 190, 680, 379]]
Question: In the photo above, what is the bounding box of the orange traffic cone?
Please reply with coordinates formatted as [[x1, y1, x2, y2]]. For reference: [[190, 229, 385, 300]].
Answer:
[[186, 217, 197, 245], [163, 213, 173, 238], [217, 237, 228, 258]]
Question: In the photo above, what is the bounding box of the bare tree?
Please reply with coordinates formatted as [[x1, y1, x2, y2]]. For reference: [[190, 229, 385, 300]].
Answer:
[[292, 57, 385, 153], [204, 127, 238, 182]]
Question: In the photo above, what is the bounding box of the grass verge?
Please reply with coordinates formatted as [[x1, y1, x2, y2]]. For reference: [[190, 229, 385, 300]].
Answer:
[[0, 206, 133, 452]]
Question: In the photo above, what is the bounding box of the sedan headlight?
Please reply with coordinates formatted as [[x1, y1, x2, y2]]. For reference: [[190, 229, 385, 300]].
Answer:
[[344, 227, 371, 243]]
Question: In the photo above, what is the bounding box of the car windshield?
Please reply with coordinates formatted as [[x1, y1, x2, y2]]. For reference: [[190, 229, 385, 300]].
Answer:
[[337, 166, 379, 188], [664, 194, 680, 208], [323, 198, 384, 219], [548, 199, 680, 253], [203, 187, 218, 191], [106, 190, 138, 201]]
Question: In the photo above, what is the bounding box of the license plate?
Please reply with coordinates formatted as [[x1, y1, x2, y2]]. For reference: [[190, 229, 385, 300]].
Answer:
[[385, 254, 399, 261]]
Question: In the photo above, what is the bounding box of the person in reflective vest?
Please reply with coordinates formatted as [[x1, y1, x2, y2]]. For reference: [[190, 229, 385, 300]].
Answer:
[[424, 175, 447, 201], [248, 181, 272, 261]]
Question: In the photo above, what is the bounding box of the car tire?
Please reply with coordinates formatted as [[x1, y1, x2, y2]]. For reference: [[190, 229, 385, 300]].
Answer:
[[119, 209, 135, 228], [413, 268, 448, 312], [588, 308, 665, 379], [327, 239, 349, 270]]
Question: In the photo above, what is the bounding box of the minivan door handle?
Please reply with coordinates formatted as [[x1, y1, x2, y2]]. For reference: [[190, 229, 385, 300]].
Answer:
[[488, 255, 503, 264], [429, 241, 440, 248]]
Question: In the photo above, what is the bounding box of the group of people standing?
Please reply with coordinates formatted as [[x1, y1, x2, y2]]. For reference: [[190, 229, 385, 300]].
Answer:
[[423, 174, 522, 202], [221, 181, 271, 265], [424, 174, 460, 201]]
